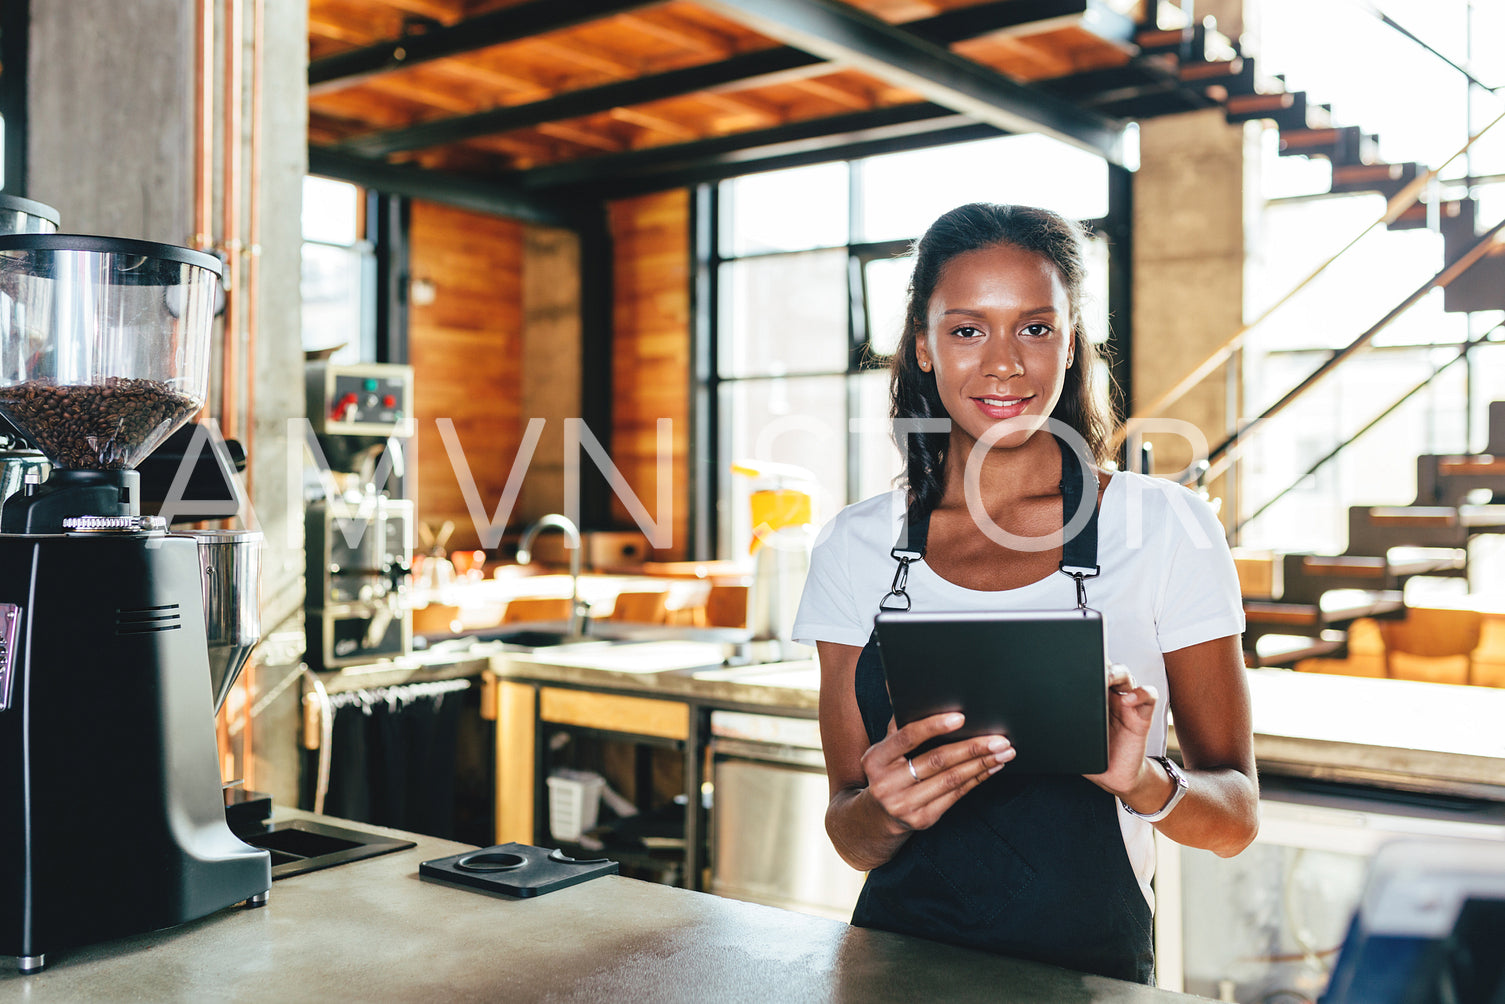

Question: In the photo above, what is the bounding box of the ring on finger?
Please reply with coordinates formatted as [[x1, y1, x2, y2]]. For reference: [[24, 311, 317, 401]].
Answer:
[[905, 757, 920, 782]]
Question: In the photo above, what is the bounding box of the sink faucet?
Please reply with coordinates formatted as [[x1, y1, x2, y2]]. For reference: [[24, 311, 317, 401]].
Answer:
[[516, 513, 588, 637]]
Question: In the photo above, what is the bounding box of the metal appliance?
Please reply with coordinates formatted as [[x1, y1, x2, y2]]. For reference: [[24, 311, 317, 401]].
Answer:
[[0, 235, 271, 972], [709, 710, 866, 920], [304, 361, 415, 669]]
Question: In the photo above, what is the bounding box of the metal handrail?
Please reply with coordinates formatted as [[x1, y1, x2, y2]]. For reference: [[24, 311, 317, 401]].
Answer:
[[1348, 0, 1501, 95], [1109, 105, 1505, 457], [1198, 211, 1505, 487], [1232, 322, 1504, 538]]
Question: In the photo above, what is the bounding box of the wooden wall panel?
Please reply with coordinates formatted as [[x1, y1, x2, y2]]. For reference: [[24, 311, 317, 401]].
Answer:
[[609, 191, 692, 560], [408, 199, 524, 551]]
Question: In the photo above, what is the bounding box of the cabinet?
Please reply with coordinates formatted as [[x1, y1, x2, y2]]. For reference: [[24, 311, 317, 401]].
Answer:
[[490, 676, 710, 888]]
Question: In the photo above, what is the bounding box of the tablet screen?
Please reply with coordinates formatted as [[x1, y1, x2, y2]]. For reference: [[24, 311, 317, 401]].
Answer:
[[874, 609, 1109, 774]]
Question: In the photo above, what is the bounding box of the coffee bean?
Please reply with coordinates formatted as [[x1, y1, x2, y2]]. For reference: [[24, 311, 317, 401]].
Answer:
[[0, 377, 199, 469]]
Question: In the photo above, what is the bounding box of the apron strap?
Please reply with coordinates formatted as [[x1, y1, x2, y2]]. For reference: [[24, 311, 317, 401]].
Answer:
[[882, 437, 1103, 613], [1058, 441, 1101, 610], [880, 512, 929, 611]]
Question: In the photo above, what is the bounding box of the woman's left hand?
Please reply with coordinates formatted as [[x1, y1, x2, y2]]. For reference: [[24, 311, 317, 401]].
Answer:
[[1084, 664, 1158, 797]]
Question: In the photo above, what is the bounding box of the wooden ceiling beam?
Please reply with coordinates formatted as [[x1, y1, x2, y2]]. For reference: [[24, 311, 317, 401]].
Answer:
[[372, 0, 466, 23], [616, 10, 738, 54], [525, 36, 638, 79], [786, 74, 877, 110], [904, 0, 1133, 46], [308, 13, 374, 47], [511, 102, 1000, 196], [606, 106, 701, 140], [697, 0, 1125, 163], [308, 146, 574, 225], [308, 0, 659, 94], [423, 58, 551, 101], [337, 47, 818, 155], [326, 1, 1125, 159], [534, 121, 628, 153]]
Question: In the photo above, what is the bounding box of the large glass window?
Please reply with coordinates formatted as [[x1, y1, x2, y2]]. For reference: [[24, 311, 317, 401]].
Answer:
[[708, 135, 1116, 558], [301, 176, 375, 364]]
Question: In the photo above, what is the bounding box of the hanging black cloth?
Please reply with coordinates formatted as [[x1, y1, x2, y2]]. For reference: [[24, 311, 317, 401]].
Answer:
[[304, 679, 471, 840], [849, 438, 1154, 984]]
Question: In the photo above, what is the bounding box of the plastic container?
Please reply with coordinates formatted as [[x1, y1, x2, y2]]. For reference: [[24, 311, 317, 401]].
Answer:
[[0, 234, 220, 469], [546, 769, 606, 842]]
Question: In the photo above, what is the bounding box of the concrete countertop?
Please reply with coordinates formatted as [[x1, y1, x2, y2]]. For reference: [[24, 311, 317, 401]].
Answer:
[[489, 641, 1505, 797], [0, 811, 1206, 1003]]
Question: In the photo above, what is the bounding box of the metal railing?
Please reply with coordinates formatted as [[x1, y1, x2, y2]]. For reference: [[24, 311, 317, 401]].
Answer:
[[1110, 106, 1505, 480], [1231, 320, 1505, 537]]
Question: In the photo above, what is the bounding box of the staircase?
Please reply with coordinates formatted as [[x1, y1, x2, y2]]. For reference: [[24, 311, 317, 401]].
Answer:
[[1111, 8, 1505, 312], [1238, 400, 1505, 672], [1095, 7, 1505, 673]]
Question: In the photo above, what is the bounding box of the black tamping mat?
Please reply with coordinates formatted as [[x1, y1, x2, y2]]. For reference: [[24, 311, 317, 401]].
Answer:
[[419, 843, 618, 898]]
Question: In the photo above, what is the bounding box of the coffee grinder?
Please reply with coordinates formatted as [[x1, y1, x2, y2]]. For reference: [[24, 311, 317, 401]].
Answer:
[[0, 234, 271, 972], [303, 361, 414, 670]]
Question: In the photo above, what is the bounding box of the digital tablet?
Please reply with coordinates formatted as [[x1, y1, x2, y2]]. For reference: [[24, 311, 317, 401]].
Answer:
[[874, 609, 1110, 774]]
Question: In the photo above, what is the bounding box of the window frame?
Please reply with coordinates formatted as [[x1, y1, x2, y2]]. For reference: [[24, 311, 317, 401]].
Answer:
[[693, 154, 1129, 561]]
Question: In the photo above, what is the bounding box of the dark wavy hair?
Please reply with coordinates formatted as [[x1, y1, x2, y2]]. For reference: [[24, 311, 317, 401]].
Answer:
[[889, 203, 1115, 518]]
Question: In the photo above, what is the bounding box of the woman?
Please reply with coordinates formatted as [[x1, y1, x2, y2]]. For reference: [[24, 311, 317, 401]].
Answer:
[[791, 203, 1257, 983]]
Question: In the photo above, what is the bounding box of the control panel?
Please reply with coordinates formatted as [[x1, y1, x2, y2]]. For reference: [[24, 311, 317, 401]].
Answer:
[[306, 362, 416, 438]]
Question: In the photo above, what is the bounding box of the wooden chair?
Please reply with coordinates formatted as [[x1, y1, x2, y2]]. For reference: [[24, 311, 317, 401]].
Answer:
[[1295, 617, 1387, 678], [1380, 606, 1481, 686], [1471, 612, 1505, 688], [608, 590, 669, 625], [702, 584, 749, 629], [500, 596, 572, 624]]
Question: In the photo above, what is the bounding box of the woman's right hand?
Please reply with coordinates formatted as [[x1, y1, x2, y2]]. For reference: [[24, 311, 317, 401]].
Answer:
[[860, 713, 1014, 833]]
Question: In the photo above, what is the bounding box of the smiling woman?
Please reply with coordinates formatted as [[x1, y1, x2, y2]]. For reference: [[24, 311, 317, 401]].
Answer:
[[793, 202, 1257, 985]]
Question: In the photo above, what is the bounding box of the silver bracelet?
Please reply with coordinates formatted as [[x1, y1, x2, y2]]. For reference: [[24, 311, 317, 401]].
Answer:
[[1120, 755, 1188, 823]]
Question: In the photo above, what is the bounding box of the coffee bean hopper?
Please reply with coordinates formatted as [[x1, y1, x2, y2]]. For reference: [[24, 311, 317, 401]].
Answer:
[[0, 234, 271, 973]]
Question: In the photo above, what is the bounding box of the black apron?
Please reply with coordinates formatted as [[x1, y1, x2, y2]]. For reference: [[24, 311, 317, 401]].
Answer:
[[849, 442, 1155, 984]]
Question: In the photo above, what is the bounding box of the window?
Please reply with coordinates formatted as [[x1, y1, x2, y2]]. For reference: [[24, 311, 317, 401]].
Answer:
[[1235, 0, 1505, 595], [301, 176, 375, 364], [706, 135, 1116, 559]]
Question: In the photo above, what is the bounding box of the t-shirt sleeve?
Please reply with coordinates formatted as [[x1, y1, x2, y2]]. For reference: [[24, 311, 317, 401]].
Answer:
[[792, 514, 870, 648], [1153, 486, 1246, 653]]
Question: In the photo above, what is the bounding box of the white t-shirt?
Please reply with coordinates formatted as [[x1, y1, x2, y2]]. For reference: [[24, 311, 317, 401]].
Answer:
[[791, 471, 1246, 907]]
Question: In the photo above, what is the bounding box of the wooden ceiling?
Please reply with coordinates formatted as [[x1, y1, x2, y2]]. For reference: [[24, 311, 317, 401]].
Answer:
[[307, 0, 1226, 213]]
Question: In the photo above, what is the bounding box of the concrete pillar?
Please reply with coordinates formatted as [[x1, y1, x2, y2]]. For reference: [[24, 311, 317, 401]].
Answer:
[[27, 0, 195, 242], [1132, 107, 1253, 515], [25, 0, 308, 804]]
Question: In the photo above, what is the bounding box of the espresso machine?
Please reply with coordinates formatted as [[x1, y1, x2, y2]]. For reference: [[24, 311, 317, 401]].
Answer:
[[303, 361, 414, 669], [0, 234, 271, 972]]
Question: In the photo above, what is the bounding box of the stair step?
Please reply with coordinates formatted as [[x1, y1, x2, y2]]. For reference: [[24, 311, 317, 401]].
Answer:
[[1224, 89, 1308, 129], [1441, 197, 1505, 312], [1244, 590, 1405, 633], [1279, 125, 1364, 164], [1179, 56, 1257, 102], [1245, 632, 1347, 669], [1388, 202, 1431, 230], [1331, 161, 1421, 197], [1135, 21, 1204, 60]]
